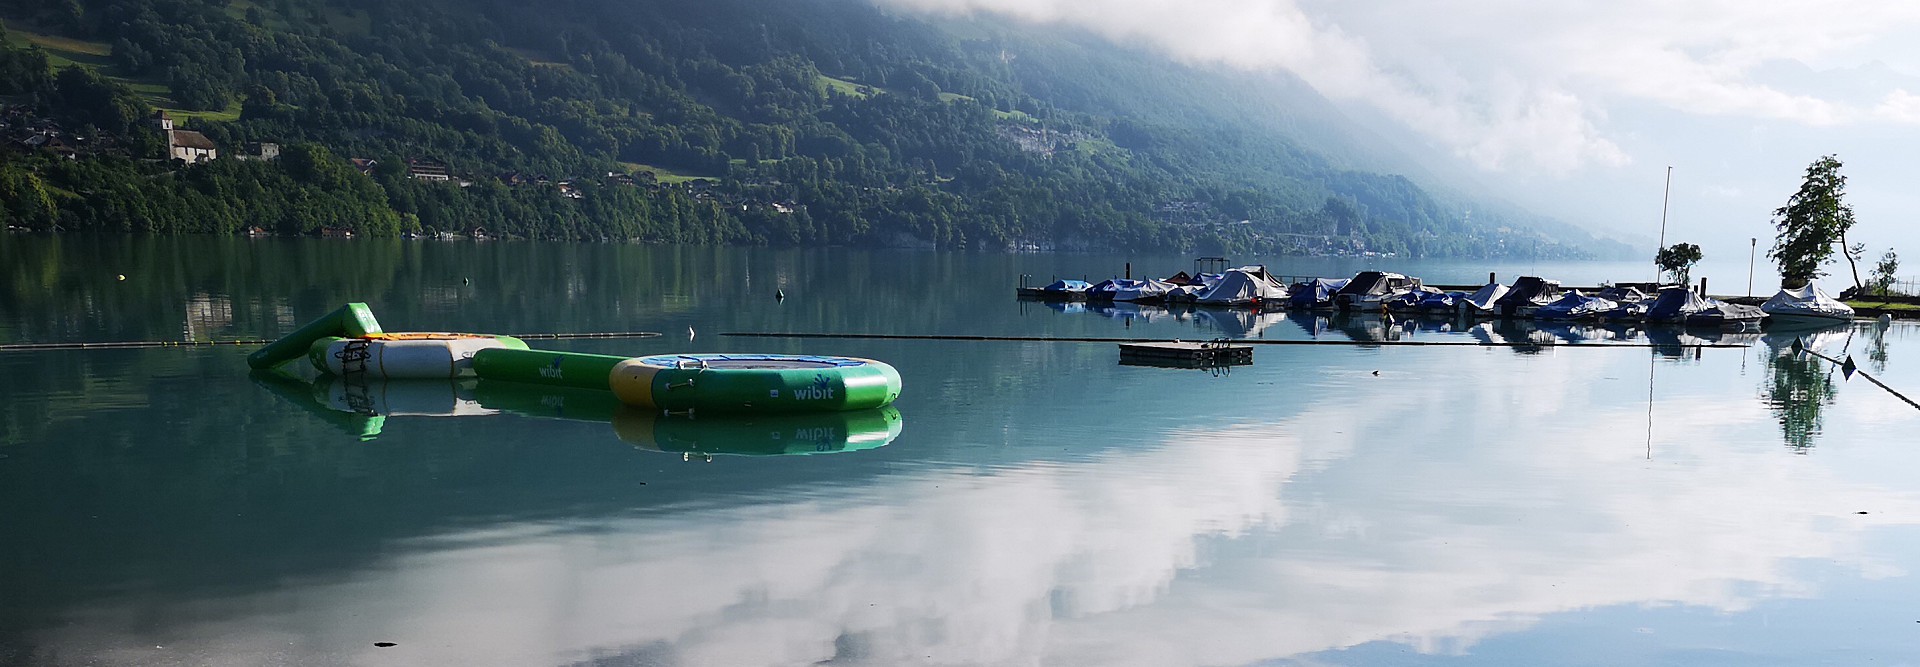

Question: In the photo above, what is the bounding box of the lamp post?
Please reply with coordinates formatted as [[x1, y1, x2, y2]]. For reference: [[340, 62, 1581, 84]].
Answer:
[[1747, 237, 1757, 297]]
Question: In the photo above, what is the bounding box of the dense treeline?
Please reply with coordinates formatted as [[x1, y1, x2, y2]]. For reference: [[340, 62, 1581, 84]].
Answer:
[[0, 0, 1623, 258]]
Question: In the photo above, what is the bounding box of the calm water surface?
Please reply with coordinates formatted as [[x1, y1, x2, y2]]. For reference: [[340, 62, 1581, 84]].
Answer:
[[3, 237, 1918, 666]]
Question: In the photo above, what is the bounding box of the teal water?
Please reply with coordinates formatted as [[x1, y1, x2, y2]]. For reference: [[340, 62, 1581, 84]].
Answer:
[[3, 236, 1918, 666]]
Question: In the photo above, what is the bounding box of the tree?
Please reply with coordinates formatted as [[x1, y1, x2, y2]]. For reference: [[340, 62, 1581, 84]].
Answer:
[[1768, 155, 1859, 289], [1870, 249, 1900, 301], [1655, 242, 1702, 286]]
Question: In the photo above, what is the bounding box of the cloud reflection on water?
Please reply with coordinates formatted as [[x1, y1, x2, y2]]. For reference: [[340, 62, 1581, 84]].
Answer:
[[37, 345, 1920, 667]]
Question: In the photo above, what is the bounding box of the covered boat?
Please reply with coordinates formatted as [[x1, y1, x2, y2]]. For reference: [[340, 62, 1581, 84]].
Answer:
[[1491, 277, 1562, 318], [1761, 284, 1855, 328], [1333, 271, 1422, 312], [1196, 267, 1288, 306], [1164, 284, 1207, 303], [1084, 279, 1130, 301], [1384, 286, 1443, 314], [1686, 302, 1766, 330], [1459, 282, 1511, 316], [1644, 286, 1711, 323], [1041, 279, 1091, 296], [1533, 291, 1618, 321], [1417, 291, 1471, 315], [1287, 278, 1349, 310], [1114, 278, 1177, 303]]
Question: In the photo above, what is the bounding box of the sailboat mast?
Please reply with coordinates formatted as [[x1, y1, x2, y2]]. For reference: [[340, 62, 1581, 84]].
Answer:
[[1655, 166, 1672, 285]]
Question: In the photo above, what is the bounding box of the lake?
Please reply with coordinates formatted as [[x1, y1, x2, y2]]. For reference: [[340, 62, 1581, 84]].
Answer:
[[3, 236, 1917, 666]]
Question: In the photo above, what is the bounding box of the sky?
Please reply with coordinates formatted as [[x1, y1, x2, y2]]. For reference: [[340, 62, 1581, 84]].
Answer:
[[872, 0, 1920, 280]]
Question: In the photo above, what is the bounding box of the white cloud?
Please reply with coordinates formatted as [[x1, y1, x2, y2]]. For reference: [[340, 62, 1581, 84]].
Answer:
[[1874, 89, 1920, 124], [872, 0, 1920, 174]]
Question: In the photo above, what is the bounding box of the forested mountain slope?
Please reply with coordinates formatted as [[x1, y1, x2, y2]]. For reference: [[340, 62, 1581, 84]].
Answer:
[[0, 0, 1629, 258]]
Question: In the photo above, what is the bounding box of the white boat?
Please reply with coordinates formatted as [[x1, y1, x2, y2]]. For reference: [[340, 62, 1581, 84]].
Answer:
[[1761, 284, 1855, 329], [1195, 266, 1288, 306]]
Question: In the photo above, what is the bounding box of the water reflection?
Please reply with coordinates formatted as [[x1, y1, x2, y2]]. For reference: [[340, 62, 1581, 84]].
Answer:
[[1760, 327, 1850, 452], [249, 372, 903, 456], [1191, 307, 1287, 339], [30, 351, 1920, 667]]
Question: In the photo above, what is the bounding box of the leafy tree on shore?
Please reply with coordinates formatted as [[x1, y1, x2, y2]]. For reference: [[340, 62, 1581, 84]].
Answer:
[[1655, 242, 1702, 286], [1870, 249, 1900, 301], [1768, 155, 1859, 289]]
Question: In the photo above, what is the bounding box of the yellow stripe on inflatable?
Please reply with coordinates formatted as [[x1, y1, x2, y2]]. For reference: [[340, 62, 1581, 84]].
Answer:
[[608, 358, 662, 409]]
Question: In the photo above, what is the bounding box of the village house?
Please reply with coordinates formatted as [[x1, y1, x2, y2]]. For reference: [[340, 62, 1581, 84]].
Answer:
[[237, 142, 280, 161], [153, 111, 217, 162], [406, 158, 452, 182], [350, 158, 379, 175]]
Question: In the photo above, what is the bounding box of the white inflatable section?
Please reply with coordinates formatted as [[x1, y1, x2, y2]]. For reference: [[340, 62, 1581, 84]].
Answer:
[[319, 337, 515, 379], [321, 378, 499, 417]]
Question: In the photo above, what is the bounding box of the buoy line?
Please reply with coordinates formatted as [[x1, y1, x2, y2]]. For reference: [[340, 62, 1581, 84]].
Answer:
[[722, 332, 1750, 349], [1795, 344, 1920, 411], [0, 331, 662, 353]]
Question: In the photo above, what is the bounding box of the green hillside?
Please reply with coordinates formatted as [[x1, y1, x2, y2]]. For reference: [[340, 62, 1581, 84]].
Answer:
[[0, 0, 1624, 258]]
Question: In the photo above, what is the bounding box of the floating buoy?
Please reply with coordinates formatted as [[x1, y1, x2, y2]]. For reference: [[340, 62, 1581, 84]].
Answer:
[[116, 274, 126, 281]]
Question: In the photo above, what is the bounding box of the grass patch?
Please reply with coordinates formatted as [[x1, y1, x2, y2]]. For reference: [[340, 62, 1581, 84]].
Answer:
[[4, 29, 113, 69], [1847, 301, 1920, 312], [226, 0, 294, 31], [620, 162, 716, 184], [4, 26, 237, 121], [817, 74, 874, 99], [501, 46, 572, 69], [166, 100, 243, 123], [1075, 136, 1121, 156], [993, 108, 1036, 122], [322, 7, 371, 36]]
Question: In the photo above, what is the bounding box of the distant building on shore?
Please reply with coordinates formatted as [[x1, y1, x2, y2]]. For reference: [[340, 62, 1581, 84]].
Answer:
[[406, 158, 451, 182], [238, 142, 279, 161], [152, 111, 217, 162]]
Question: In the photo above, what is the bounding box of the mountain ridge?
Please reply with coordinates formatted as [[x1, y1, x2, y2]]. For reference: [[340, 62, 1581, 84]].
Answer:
[[0, 0, 1632, 259]]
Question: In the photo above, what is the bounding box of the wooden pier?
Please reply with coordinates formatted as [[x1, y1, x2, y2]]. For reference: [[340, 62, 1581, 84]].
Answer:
[[1118, 341, 1253, 367]]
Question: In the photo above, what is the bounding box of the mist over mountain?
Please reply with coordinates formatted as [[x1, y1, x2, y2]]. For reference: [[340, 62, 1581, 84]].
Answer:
[[1, 0, 1632, 259]]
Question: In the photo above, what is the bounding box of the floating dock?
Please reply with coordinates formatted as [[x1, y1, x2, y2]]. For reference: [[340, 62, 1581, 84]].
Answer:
[[1016, 287, 1088, 301], [1118, 341, 1253, 367]]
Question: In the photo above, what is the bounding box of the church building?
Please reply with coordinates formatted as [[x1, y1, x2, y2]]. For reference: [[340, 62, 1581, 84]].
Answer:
[[153, 111, 217, 162]]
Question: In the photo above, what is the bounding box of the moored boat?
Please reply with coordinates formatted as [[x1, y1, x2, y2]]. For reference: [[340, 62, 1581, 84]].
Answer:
[[1333, 271, 1422, 312], [1491, 277, 1562, 318], [1761, 284, 1856, 329], [1533, 291, 1618, 321]]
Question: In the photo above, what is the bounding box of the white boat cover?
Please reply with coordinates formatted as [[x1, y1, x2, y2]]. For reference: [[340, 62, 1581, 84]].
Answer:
[[1761, 285, 1855, 322], [1462, 282, 1510, 311], [1196, 269, 1287, 305], [1114, 278, 1177, 302]]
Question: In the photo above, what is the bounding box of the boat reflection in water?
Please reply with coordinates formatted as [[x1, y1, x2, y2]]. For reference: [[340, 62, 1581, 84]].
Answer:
[[248, 371, 904, 457], [1758, 323, 1852, 451]]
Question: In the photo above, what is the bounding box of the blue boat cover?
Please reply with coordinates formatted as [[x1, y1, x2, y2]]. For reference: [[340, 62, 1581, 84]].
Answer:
[[1534, 291, 1617, 320], [1418, 291, 1467, 312], [1288, 278, 1349, 308], [1043, 279, 1091, 292], [1645, 287, 1710, 322]]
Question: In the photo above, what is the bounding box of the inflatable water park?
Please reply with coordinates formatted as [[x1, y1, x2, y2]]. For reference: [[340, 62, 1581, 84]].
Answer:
[[246, 303, 903, 414], [249, 371, 904, 456]]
